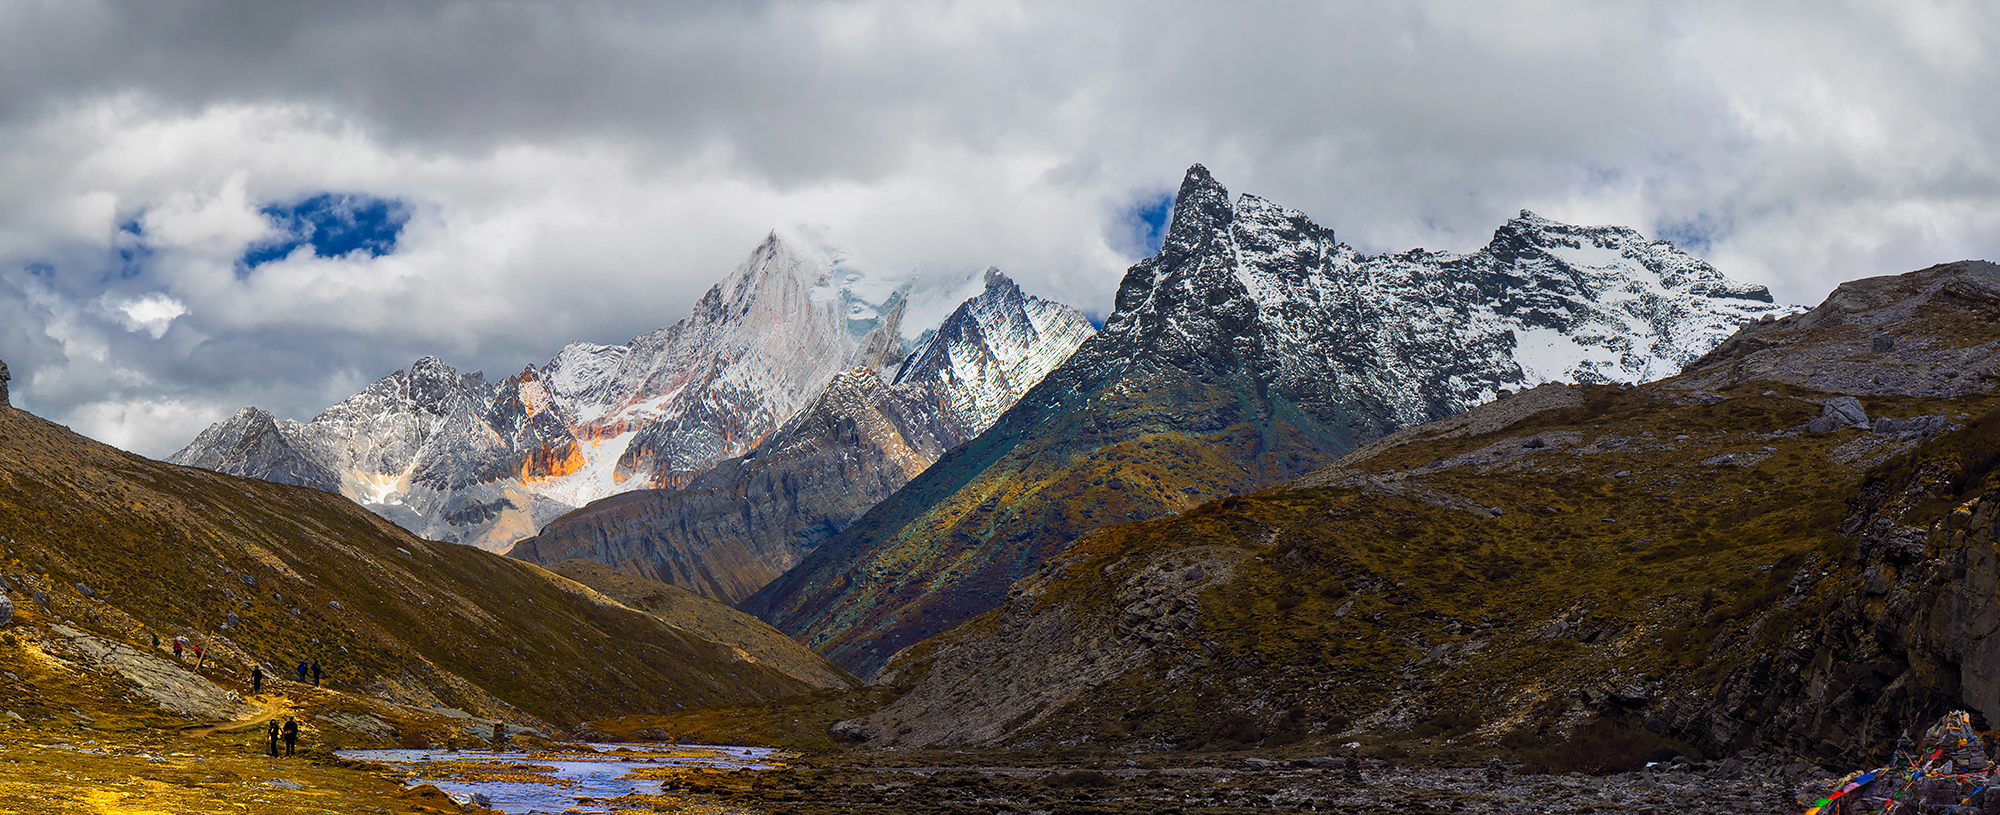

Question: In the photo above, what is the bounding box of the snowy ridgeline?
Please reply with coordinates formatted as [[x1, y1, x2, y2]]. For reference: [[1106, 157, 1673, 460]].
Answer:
[[171, 165, 1797, 557], [169, 237, 1094, 552]]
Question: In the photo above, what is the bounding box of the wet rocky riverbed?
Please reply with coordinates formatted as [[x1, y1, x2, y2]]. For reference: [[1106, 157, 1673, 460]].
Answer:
[[371, 746, 1825, 814]]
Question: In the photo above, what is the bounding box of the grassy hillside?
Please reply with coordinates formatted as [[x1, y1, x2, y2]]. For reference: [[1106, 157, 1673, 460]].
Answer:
[[746, 355, 1353, 678], [0, 401, 816, 731], [847, 379, 1999, 769]]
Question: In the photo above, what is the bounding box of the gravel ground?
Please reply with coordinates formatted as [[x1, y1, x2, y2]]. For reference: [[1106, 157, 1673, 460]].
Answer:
[[626, 751, 1825, 814]]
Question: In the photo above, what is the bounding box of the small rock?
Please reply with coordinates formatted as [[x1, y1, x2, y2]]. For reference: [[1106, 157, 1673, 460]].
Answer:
[[1862, 564, 1893, 595], [264, 778, 304, 790], [1243, 757, 1278, 769], [1872, 336, 1896, 353], [1808, 396, 1869, 434], [74, 583, 96, 599]]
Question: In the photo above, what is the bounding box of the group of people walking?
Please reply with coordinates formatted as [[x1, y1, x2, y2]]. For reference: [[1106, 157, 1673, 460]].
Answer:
[[153, 633, 326, 758], [248, 659, 323, 692], [158, 632, 325, 691]]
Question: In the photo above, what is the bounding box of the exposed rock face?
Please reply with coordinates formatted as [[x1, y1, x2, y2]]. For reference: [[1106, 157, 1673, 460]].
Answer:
[[512, 370, 963, 604], [171, 235, 917, 551], [747, 164, 1800, 679], [509, 271, 1092, 603], [168, 407, 339, 492], [892, 268, 1097, 434], [1, 358, 9, 407], [1668, 436, 2000, 764]]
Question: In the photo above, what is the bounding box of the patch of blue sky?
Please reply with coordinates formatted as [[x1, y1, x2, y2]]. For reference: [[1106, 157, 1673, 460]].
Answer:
[[111, 218, 150, 281], [240, 193, 410, 276], [1108, 190, 1174, 259], [1656, 213, 1727, 256]]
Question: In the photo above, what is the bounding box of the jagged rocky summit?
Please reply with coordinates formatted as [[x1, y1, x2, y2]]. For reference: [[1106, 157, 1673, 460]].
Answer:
[[170, 236, 1094, 564], [831, 258, 2000, 761], [507, 270, 1094, 604], [747, 163, 1802, 679]]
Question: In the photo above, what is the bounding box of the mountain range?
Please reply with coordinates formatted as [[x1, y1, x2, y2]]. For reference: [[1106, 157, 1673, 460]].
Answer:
[[170, 239, 1092, 578], [507, 270, 1094, 603], [833, 260, 2000, 768], [0, 381, 848, 740], [746, 164, 1803, 678]]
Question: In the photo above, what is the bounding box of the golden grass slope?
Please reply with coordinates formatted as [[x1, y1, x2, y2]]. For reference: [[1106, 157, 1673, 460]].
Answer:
[[0, 400, 817, 734], [849, 378, 1993, 768], [542, 558, 856, 691]]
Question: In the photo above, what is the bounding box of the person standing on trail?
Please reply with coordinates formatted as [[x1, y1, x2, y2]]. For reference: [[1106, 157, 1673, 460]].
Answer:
[[251, 665, 263, 694], [281, 716, 299, 756], [267, 719, 280, 757], [310, 659, 321, 687], [193, 644, 205, 670], [296, 661, 307, 683], [172, 637, 183, 660]]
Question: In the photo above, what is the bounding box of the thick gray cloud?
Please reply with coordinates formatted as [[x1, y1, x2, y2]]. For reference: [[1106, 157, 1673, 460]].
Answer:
[[1, 0, 1996, 457]]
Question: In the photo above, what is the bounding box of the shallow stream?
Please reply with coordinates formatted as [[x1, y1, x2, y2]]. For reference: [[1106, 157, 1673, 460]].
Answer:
[[335, 742, 784, 814]]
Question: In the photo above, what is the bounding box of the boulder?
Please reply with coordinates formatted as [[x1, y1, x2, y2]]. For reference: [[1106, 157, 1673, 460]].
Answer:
[[0, 593, 12, 626], [1808, 397, 1870, 434]]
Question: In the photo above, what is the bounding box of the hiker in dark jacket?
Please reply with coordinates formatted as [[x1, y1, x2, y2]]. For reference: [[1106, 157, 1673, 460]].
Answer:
[[267, 719, 280, 757], [281, 716, 299, 756], [251, 665, 263, 694], [296, 661, 307, 683], [310, 659, 321, 686]]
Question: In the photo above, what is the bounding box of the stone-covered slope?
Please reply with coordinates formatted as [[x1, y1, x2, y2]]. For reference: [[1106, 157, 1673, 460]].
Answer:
[[0, 391, 818, 730], [745, 164, 1797, 679], [508, 271, 1093, 604], [836, 260, 2000, 769]]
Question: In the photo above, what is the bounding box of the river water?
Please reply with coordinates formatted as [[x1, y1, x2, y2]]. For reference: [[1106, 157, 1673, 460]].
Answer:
[[335, 742, 785, 814]]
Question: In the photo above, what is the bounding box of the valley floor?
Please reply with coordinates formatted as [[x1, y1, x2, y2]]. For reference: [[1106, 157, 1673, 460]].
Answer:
[[0, 723, 460, 814], [560, 748, 1817, 814], [1, 715, 1825, 814]]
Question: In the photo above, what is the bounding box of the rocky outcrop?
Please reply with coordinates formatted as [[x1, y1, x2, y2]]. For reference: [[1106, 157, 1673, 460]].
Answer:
[[1, 358, 10, 407], [1665, 430, 2000, 764], [1682, 260, 2000, 397]]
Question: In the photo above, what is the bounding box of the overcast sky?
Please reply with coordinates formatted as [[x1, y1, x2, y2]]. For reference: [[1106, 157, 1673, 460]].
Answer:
[[2, 0, 1996, 457]]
